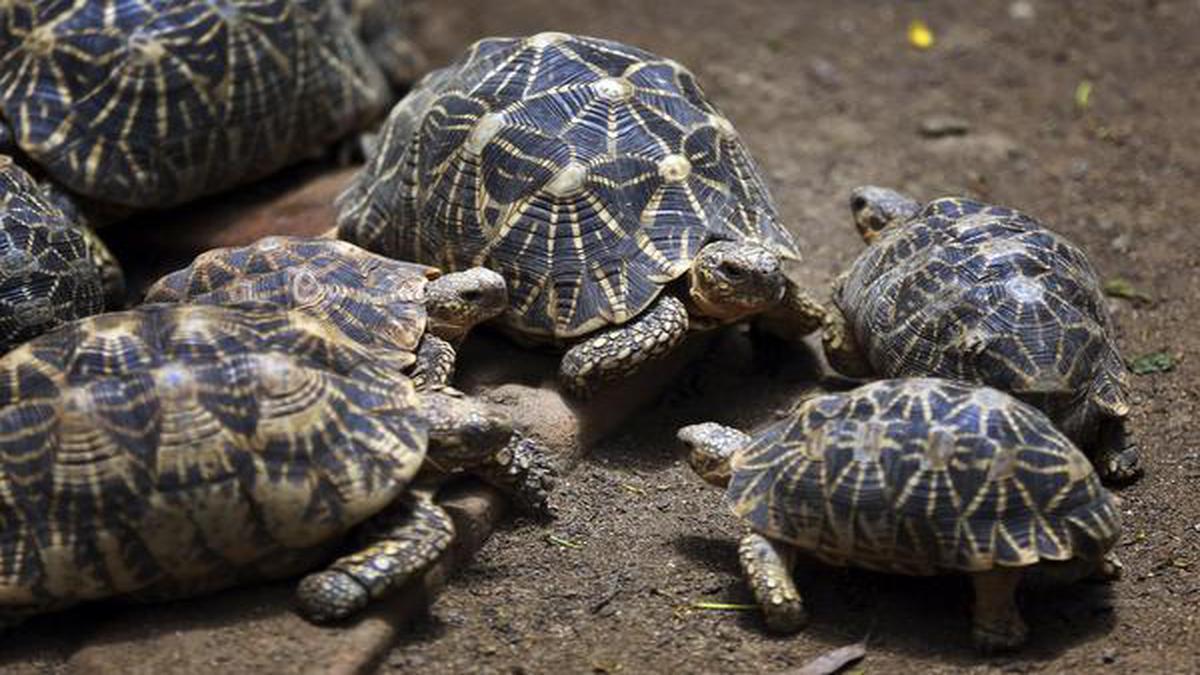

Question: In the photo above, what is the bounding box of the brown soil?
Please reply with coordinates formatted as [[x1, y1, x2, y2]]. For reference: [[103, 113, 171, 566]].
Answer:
[[3, 1, 1199, 673], [390, 1, 1200, 672]]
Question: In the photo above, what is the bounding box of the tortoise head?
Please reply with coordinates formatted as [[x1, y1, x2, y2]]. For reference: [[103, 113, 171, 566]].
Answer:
[[849, 186, 922, 243], [425, 267, 508, 343], [677, 422, 751, 488], [419, 386, 514, 469], [688, 241, 787, 322]]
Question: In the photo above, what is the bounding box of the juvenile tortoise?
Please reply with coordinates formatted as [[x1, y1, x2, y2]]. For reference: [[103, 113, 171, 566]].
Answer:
[[0, 0, 389, 214], [822, 187, 1139, 484], [0, 157, 110, 352], [0, 302, 553, 626], [679, 378, 1122, 652], [144, 235, 507, 389], [337, 32, 826, 397]]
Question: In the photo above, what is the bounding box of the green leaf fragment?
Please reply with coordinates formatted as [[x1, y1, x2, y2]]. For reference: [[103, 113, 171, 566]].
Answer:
[[1130, 352, 1175, 375], [1103, 278, 1152, 303]]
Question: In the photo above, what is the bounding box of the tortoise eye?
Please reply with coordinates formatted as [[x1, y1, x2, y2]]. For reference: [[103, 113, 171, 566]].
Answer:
[[851, 195, 868, 212], [719, 262, 744, 279]]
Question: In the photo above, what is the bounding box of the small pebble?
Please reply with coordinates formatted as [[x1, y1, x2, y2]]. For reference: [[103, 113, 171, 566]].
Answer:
[[919, 115, 971, 137], [808, 57, 841, 88], [1009, 1, 1036, 20], [1110, 233, 1131, 253]]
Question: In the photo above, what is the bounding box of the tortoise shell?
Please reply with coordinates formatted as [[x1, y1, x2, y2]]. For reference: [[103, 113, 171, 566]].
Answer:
[[0, 0, 387, 208], [144, 236, 439, 368], [337, 32, 798, 339], [0, 157, 104, 353], [0, 303, 427, 612], [728, 378, 1120, 575], [833, 197, 1128, 442]]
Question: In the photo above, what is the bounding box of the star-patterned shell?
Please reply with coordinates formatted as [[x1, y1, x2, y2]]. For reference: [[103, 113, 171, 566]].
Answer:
[[0, 157, 104, 352], [0, 0, 387, 208], [727, 379, 1120, 574], [337, 32, 798, 339], [833, 197, 1129, 445], [144, 235, 439, 367], [0, 303, 427, 612]]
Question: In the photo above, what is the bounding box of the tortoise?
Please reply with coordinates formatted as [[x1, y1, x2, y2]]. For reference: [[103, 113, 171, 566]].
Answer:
[[0, 0, 389, 214], [678, 378, 1122, 652], [0, 156, 110, 352], [336, 32, 826, 397], [822, 187, 1140, 484], [144, 235, 507, 389], [0, 302, 553, 626]]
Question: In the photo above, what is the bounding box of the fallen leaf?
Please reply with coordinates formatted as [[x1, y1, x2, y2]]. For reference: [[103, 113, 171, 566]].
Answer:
[[1129, 352, 1175, 375], [908, 20, 934, 49], [689, 601, 758, 611], [791, 642, 867, 675], [1075, 80, 1094, 109], [1103, 277, 1153, 303], [546, 534, 584, 549]]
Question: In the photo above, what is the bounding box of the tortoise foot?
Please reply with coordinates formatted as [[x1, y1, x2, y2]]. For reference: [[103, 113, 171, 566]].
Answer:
[[1096, 444, 1142, 486], [971, 617, 1029, 654], [295, 570, 369, 624]]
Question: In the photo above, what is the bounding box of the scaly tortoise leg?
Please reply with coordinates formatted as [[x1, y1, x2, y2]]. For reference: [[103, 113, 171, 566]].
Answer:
[[739, 532, 806, 633], [970, 567, 1027, 653], [474, 434, 556, 517], [295, 491, 454, 623], [559, 295, 689, 398], [410, 334, 457, 390], [756, 279, 827, 338], [37, 181, 127, 308], [1091, 416, 1142, 486], [820, 304, 874, 378]]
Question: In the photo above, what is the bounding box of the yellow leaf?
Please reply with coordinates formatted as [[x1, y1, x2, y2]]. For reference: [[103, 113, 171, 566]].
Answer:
[[908, 20, 934, 49], [1075, 80, 1093, 109]]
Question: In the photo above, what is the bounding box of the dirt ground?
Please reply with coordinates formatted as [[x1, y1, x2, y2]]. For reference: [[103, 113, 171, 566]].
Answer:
[[387, 1, 1200, 672], [3, 0, 1199, 673]]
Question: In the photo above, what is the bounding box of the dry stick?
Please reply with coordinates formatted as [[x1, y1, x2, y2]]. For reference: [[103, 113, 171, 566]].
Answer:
[[311, 482, 507, 675]]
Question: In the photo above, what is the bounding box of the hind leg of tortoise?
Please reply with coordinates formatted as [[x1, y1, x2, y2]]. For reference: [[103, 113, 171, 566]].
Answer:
[[411, 334, 457, 389], [820, 305, 874, 378], [1092, 419, 1143, 486], [295, 491, 454, 623], [970, 567, 1028, 653], [559, 295, 689, 397], [473, 435, 556, 517], [739, 532, 806, 633]]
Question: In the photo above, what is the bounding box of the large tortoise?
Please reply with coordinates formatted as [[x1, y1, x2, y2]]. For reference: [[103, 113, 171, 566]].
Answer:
[[144, 235, 507, 389], [0, 0, 389, 212], [822, 187, 1139, 484], [0, 157, 108, 352], [679, 378, 1122, 652], [337, 32, 826, 396], [0, 302, 552, 626]]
